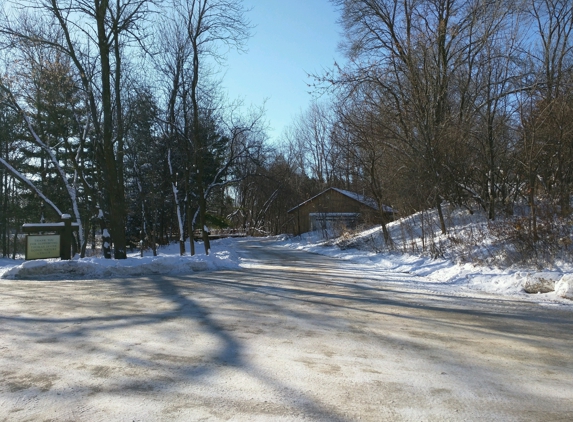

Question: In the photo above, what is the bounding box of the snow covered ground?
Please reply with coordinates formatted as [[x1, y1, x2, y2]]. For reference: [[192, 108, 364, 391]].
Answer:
[[1, 208, 572, 306], [279, 206, 573, 306], [3, 240, 571, 421], [279, 233, 573, 307], [0, 238, 242, 280]]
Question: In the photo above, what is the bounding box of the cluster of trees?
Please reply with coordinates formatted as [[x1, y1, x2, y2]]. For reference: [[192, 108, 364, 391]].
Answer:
[[287, 0, 573, 245], [0, 0, 276, 258], [0, 0, 338, 259], [2, 0, 573, 260]]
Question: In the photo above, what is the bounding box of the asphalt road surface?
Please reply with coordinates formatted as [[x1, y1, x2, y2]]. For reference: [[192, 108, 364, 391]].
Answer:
[[1, 238, 572, 421]]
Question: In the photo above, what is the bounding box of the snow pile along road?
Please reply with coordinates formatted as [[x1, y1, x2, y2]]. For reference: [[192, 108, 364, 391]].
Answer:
[[0, 239, 241, 280], [279, 231, 573, 306], [1, 227, 572, 305]]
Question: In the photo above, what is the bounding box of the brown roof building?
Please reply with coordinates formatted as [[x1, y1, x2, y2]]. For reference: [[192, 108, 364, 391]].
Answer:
[[287, 188, 394, 236]]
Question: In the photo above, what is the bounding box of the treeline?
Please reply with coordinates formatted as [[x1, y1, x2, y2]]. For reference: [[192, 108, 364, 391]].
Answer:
[[0, 0, 312, 258], [2, 0, 573, 260], [285, 0, 573, 249]]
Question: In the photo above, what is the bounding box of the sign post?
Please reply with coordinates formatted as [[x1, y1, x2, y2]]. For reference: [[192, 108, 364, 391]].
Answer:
[[22, 214, 79, 260], [60, 214, 73, 260]]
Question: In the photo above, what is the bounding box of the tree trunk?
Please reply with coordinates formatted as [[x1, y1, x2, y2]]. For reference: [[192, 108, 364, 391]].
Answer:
[[97, 0, 126, 259], [529, 172, 538, 242], [436, 195, 447, 235], [191, 39, 210, 254], [12, 220, 18, 260], [98, 208, 112, 259]]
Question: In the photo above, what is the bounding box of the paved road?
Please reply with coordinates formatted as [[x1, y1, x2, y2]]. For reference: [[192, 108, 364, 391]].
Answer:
[[1, 238, 572, 421]]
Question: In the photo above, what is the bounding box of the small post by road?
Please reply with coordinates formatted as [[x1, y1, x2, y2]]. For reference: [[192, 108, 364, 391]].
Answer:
[[60, 214, 73, 260]]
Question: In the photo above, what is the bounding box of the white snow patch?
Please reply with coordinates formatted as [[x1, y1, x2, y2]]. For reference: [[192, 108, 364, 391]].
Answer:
[[278, 226, 573, 307], [0, 239, 241, 280], [556, 275, 573, 299]]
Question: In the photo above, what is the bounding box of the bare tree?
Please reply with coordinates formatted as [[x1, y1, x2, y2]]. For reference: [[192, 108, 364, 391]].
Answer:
[[526, 0, 573, 216], [160, 0, 251, 254], [332, 86, 402, 244], [154, 14, 193, 255], [285, 101, 339, 187], [1, 0, 152, 258], [328, 0, 521, 233]]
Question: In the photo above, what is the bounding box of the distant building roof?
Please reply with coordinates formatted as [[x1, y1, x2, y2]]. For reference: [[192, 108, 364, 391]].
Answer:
[[288, 187, 394, 214]]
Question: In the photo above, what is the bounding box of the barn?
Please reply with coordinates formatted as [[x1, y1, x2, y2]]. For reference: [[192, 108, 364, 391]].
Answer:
[[287, 188, 394, 236]]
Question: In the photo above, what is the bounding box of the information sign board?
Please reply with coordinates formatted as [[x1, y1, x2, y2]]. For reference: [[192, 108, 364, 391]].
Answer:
[[26, 235, 61, 260]]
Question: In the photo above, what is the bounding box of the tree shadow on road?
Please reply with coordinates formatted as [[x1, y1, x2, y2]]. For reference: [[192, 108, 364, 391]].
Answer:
[[0, 273, 354, 421], [1, 246, 573, 420]]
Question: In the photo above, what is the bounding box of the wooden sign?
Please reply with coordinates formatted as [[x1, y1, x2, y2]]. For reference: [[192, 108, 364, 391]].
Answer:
[[22, 215, 79, 260], [26, 234, 61, 260]]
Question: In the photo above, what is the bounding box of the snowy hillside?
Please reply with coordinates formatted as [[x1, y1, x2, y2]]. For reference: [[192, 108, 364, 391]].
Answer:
[[280, 206, 573, 305]]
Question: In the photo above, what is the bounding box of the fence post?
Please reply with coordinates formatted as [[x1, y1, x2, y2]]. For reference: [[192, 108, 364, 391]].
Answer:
[[61, 214, 72, 260]]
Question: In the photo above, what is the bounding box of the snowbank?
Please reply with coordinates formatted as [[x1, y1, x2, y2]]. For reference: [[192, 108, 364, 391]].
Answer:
[[280, 225, 573, 306], [2, 225, 572, 307], [556, 275, 573, 299], [0, 239, 241, 280]]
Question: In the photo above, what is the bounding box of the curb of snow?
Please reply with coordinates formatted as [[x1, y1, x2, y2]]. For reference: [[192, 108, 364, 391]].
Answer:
[[0, 252, 240, 280]]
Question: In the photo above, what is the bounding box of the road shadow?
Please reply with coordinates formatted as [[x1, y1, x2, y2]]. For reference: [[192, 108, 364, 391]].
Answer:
[[1, 240, 573, 420]]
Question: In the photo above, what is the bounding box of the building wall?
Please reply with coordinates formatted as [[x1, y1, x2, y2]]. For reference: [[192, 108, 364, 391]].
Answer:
[[290, 190, 381, 235]]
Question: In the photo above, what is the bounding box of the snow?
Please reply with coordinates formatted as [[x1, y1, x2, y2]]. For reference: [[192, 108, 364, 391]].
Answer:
[[22, 222, 80, 228], [277, 207, 573, 307], [0, 239, 241, 280], [309, 212, 359, 217], [22, 222, 66, 228], [1, 238, 571, 420], [332, 188, 394, 213], [331, 188, 380, 210], [556, 275, 573, 299], [1, 209, 572, 307]]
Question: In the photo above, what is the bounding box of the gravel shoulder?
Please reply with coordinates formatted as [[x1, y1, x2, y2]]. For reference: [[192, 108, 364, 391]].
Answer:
[[1, 238, 572, 421]]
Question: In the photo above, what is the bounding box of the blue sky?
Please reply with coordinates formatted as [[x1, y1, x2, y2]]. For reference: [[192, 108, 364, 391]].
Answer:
[[222, 0, 343, 144]]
